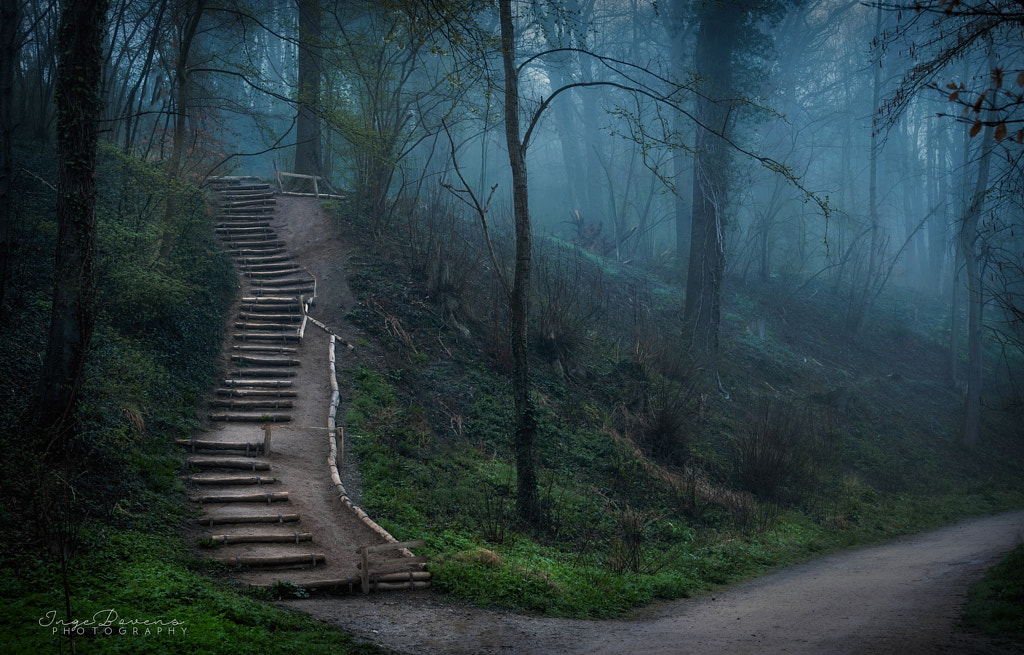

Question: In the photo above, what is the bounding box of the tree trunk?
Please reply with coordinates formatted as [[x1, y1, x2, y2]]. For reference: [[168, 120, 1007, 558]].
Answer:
[[499, 0, 540, 527], [958, 105, 996, 448], [850, 3, 884, 335], [293, 0, 323, 180], [0, 0, 20, 317], [33, 0, 109, 443], [683, 1, 738, 361], [156, 0, 205, 264]]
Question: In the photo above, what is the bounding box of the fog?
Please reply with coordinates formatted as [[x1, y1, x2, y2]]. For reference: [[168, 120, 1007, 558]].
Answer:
[[7, 0, 1022, 439]]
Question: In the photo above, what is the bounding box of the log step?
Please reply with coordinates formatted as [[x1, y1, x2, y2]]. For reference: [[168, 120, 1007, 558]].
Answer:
[[238, 312, 302, 323], [208, 400, 294, 410], [239, 262, 299, 272], [187, 457, 270, 470], [176, 439, 265, 453], [250, 282, 314, 292], [222, 379, 293, 388], [217, 553, 325, 568], [245, 268, 303, 279], [219, 198, 277, 207], [232, 344, 299, 353], [224, 368, 297, 378], [233, 247, 287, 257], [230, 355, 301, 366], [241, 296, 303, 304], [216, 221, 271, 229], [191, 491, 289, 504], [235, 322, 299, 332], [232, 332, 302, 342], [212, 182, 271, 191], [225, 240, 286, 249], [186, 474, 278, 485], [198, 512, 299, 526], [237, 255, 292, 265], [215, 388, 297, 397], [208, 413, 293, 422], [209, 532, 312, 545]]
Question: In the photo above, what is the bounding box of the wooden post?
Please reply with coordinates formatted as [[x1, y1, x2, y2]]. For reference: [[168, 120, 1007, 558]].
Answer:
[[313, 176, 319, 199], [359, 546, 369, 594], [263, 423, 272, 455]]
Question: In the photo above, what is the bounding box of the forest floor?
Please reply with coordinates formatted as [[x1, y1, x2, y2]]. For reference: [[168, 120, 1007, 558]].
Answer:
[[290, 511, 1024, 654], [245, 197, 1024, 654]]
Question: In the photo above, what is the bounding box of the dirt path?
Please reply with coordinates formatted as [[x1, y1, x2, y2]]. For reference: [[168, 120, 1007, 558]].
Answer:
[[207, 193, 1022, 651], [291, 511, 1024, 654], [184, 188, 392, 589]]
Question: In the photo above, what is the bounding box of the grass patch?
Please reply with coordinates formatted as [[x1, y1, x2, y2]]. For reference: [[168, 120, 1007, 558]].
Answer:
[[964, 544, 1024, 643]]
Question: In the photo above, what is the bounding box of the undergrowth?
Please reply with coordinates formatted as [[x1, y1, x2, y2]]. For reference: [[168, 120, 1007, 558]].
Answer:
[[964, 544, 1024, 643], [0, 149, 378, 654], [334, 191, 1024, 622]]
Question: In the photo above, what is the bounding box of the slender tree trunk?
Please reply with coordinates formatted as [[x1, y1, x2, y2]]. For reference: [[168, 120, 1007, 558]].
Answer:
[[34, 0, 109, 444], [293, 0, 323, 180], [499, 0, 540, 526], [959, 101, 996, 448], [0, 0, 20, 317], [851, 4, 884, 335], [683, 1, 738, 361], [156, 0, 205, 264]]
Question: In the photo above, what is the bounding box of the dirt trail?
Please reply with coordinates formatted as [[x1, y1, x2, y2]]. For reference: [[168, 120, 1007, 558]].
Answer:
[[291, 511, 1024, 654], [211, 193, 1022, 652], [184, 189, 390, 589]]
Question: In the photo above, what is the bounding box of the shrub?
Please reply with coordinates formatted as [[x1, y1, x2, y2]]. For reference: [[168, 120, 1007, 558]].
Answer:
[[733, 397, 812, 500]]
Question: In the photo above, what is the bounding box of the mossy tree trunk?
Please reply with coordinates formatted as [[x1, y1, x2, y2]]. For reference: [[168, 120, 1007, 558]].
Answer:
[[0, 0, 19, 316], [34, 0, 109, 445]]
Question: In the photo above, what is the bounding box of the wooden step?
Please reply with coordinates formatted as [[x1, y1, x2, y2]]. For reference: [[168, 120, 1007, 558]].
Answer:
[[222, 378, 293, 388], [219, 197, 276, 207], [233, 247, 287, 257], [215, 388, 297, 398], [232, 344, 299, 353], [230, 355, 301, 366], [176, 439, 265, 453], [187, 457, 270, 470], [241, 296, 302, 304], [238, 312, 302, 323], [191, 491, 289, 504], [208, 399, 294, 410], [224, 368, 297, 378], [209, 532, 312, 545], [217, 553, 325, 568], [238, 262, 298, 272], [245, 268, 303, 279], [186, 473, 278, 485], [232, 332, 302, 342], [237, 254, 292, 265], [225, 240, 286, 249], [208, 413, 292, 422], [216, 220, 271, 229], [234, 322, 299, 332], [197, 512, 299, 526]]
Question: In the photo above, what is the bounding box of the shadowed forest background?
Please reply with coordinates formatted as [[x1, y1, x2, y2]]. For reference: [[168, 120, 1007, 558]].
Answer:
[[0, 0, 1022, 652]]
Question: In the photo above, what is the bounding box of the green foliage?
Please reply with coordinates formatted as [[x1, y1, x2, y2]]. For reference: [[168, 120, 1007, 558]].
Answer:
[[965, 544, 1024, 642], [0, 530, 382, 654], [0, 147, 373, 654]]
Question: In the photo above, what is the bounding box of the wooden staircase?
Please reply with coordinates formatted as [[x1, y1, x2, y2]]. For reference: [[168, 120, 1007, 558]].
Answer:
[[183, 177, 323, 571]]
